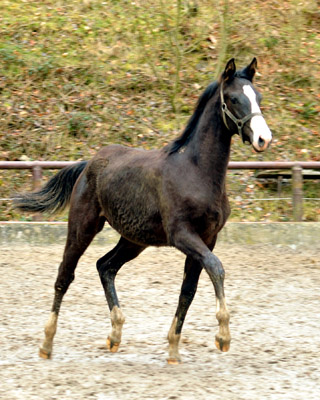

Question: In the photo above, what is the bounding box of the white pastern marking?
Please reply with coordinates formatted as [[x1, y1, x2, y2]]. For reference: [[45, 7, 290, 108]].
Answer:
[[216, 298, 220, 313], [243, 85, 272, 149]]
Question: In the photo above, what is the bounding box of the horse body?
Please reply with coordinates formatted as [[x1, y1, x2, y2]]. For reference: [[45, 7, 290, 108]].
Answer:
[[15, 58, 272, 363], [80, 134, 230, 248], [87, 145, 168, 246]]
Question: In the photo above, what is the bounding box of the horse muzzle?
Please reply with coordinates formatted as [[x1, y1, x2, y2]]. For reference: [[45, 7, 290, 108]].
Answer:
[[250, 115, 272, 152]]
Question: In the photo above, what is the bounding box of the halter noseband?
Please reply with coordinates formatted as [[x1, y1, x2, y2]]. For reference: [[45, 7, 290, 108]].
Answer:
[[220, 83, 263, 141]]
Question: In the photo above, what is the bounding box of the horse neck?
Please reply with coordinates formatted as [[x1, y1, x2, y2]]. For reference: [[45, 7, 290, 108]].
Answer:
[[184, 102, 232, 189]]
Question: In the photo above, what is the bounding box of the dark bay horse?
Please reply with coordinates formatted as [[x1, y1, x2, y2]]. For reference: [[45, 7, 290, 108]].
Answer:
[[15, 58, 272, 364]]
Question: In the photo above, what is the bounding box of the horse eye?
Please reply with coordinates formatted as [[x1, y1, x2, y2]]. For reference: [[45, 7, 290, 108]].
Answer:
[[231, 97, 238, 104]]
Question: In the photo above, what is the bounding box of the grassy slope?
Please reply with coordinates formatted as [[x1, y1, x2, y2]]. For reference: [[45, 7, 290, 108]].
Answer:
[[0, 0, 319, 221]]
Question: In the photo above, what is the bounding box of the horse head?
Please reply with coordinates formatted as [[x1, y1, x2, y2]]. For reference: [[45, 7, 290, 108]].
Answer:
[[220, 58, 272, 152]]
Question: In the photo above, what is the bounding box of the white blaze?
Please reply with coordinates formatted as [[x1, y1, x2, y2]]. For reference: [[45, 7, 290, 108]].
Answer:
[[243, 85, 272, 151]]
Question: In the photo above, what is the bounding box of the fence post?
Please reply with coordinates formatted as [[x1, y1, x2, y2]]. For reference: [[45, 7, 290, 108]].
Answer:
[[32, 165, 43, 191], [31, 165, 43, 221], [292, 165, 303, 221]]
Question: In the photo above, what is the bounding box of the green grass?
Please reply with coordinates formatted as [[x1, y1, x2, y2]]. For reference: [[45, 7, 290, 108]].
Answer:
[[0, 0, 319, 221]]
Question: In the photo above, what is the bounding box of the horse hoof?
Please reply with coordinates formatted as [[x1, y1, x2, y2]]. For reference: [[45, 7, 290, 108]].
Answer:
[[167, 358, 182, 365], [215, 335, 231, 352], [106, 337, 120, 353], [39, 347, 51, 359]]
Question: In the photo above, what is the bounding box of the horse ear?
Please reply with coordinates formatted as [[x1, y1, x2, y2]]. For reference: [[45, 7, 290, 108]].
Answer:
[[242, 57, 258, 81], [221, 58, 236, 83]]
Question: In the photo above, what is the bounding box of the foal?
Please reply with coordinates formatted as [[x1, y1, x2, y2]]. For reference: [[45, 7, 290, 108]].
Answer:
[[15, 58, 272, 363]]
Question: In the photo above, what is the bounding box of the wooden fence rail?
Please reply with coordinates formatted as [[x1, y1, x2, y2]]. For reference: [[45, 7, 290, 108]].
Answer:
[[1, 161, 320, 221]]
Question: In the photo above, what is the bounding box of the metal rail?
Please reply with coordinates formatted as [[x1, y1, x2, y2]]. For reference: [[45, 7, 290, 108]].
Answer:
[[229, 161, 320, 169], [1, 160, 320, 221], [1, 160, 320, 169]]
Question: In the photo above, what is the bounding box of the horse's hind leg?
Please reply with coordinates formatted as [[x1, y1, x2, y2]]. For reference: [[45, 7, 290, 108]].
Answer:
[[96, 237, 145, 353], [40, 205, 105, 359], [167, 256, 202, 364]]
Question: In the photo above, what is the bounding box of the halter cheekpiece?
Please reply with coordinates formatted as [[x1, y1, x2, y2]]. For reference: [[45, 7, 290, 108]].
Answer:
[[220, 83, 263, 141]]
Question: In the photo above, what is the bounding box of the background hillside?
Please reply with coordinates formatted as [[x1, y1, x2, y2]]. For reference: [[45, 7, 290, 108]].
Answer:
[[0, 0, 319, 221]]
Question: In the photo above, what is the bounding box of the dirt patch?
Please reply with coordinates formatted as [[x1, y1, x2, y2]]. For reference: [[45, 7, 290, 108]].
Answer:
[[0, 242, 319, 399]]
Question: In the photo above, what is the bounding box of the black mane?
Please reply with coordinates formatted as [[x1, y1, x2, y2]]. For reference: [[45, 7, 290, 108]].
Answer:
[[164, 81, 219, 155]]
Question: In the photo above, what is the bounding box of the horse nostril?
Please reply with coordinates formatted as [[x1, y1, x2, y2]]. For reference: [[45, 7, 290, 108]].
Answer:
[[258, 137, 265, 148]]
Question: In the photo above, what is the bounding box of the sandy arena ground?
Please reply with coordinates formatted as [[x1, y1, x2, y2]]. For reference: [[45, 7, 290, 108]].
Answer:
[[0, 241, 319, 399]]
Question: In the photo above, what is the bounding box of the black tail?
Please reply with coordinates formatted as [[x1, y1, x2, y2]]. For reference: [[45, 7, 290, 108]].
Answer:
[[14, 161, 88, 214]]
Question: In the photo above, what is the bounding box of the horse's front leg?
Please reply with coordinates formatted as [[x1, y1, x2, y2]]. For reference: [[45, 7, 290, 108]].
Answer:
[[204, 252, 231, 352], [171, 229, 231, 359], [167, 256, 203, 364]]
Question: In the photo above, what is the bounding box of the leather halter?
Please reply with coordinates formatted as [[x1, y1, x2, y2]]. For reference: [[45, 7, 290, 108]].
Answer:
[[220, 83, 263, 141]]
